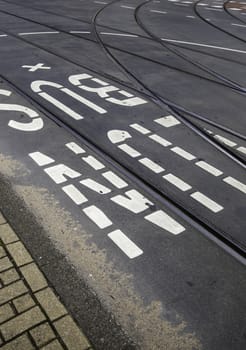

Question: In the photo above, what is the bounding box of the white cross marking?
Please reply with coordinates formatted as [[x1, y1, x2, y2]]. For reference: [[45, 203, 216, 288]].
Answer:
[[22, 63, 51, 72]]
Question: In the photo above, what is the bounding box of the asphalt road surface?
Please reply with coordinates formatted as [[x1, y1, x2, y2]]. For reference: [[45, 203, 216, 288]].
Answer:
[[0, 0, 245, 349]]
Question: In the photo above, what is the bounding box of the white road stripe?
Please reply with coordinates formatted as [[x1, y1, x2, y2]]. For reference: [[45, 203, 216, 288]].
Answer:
[[155, 115, 180, 128], [171, 146, 196, 160], [205, 7, 223, 10], [62, 184, 88, 205], [130, 123, 151, 134], [163, 173, 192, 191], [161, 38, 246, 54], [149, 134, 172, 147], [111, 190, 153, 214], [18, 31, 59, 35], [186, 15, 196, 18], [190, 192, 223, 212], [120, 5, 135, 9], [214, 134, 237, 147], [69, 31, 91, 34], [139, 157, 164, 173], [102, 171, 128, 189], [100, 32, 138, 37], [118, 144, 141, 157], [0, 34, 7, 37], [223, 177, 246, 194], [145, 210, 185, 235], [83, 205, 112, 228], [108, 230, 143, 259], [82, 155, 105, 170], [231, 23, 246, 27], [66, 142, 86, 154], [80, 179, 111, 194], [150, 10, 167, 14], [195, 161, 223, 176], [29, 152, 54, 166], [94, 1, 108, 4], [237, 146, 246, 155]]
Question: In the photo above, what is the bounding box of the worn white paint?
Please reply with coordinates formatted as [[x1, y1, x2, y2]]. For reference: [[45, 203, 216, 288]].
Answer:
[[145, 210, 185, 235], [190, 192, 223, 213], [130, 123, 150, 134], [66, 142, 86, 154], [108, 230, 143, 259], [62, 184, 88, 205], [83, 205, 112, 228]]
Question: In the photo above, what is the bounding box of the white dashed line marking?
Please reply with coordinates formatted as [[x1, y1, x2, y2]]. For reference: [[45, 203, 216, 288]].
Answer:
[[163, 173, 192, 191], [190, 192, 223, 213], [80, 179, 111, 194], [0, 34, 7, 37], [29, 152, 54, 166], [195, 161, 223, 177], [149, 134, 172, 147], [130, 123, 151, 134], [161, 38, 246, 54], [155, 115, 180, 128], [186, 15, 196, 18], [83, 205, 112, 228], [120, 5, 135, 9], [171, 146, 196, 160], [108, 230, 143, 259], [223, 177, 246, 194], [231, 23, 246, 27], [82, 155, 105, 170], [237, 146, 246, 155], [100, 32, 138, 37], [66, 142, 86, 154], [62, 184, 88, 205], [111, 190, 153, 214], [118, 144, 141, 157], [139, 157, 164, 173], [150, 10, 167, 14], [213, 134, 237, 147], [145, 210, 185, 235], [102, 171, 128, 189], [18, 31, 60, 36], [69, 31, 91, 34]]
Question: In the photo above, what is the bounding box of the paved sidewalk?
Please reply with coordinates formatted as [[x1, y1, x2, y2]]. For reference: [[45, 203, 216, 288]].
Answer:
[[0, 212, 93, 350]]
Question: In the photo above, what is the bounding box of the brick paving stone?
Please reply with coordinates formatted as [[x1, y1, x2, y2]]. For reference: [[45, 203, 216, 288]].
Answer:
[[0, 256, 13, 272], [6, 241, 33, 267], [0, 280, 27, 305], [1, 333, 34, 350], [0, 305, 46, 341], [0, 246, 6, 258], [0, 225, 18, 245], [13, 293, 35, 313], [35, 288, 67, 321], [0, 268, 19, 286], [20, 263, 48, 292], [54, 315, 91, 350], [0, 303, 15, 323], [41, 339, 64, 350], [30, 322, 56, 347]]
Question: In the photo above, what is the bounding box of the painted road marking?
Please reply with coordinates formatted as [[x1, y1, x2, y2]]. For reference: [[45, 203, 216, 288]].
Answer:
[[82, 155, 105, 170], [195, 161, 223, 177], [130, 123, 151, 134], [139, 157, 164, 173], [44, 164, 81, 184], [237, 146, 246, 155], [171, 146, 196, 160], [66, 142, 86, 154], [120, 5, 135, 9], [111, 190, 153, 214], [149, 134, 172, 147], [22, 63, 51, 72], [102, 171, 128, 189], [80, 178, 111, 194], [29, 152, 54, 166], [161, 38, 246, 54], [190, 192, 223, 213], [213, 134, 237, 147], [19, 31, 59, 36], [62, 184, 88, 205], [150, 10, 167, 14], [204, 7, 223, 10], [223, 177, 246, 194], [145, 210, 185, 235], [83, 205, 112, 228], [231, 23, 246, 27], [186, 15, 196, 18], [163, 173, 192, 191], [94, 1, 108, 4], [155, 115, 180, 128], [0, 34, 7, 37], [118, 144, 141, 157], [100, 32, 139, 37], [108, 230, 143, 259], [69, 31, 91, 34]]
